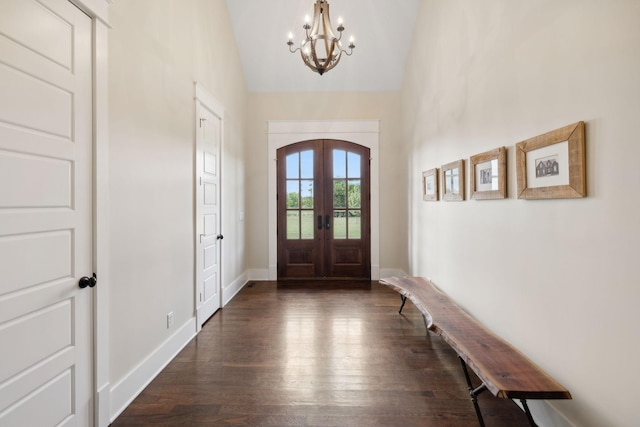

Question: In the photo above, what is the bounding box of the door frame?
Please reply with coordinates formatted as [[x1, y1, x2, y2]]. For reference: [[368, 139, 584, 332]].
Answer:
[[268, 120, 380, 280], [64, 1, 111, 427]]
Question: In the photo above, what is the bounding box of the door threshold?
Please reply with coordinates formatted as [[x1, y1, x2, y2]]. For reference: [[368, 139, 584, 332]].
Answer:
[[276, 279, 373, 291]]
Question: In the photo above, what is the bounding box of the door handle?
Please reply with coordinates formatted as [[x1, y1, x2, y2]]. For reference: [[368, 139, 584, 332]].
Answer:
[[79, 273, 97, 289], [325, 214, 331, 230], [216, 234, 224, 240], [318, 215, 323, 230]]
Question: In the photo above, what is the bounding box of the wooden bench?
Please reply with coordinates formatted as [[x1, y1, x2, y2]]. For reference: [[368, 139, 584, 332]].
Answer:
[[380, 276, 571, 427]]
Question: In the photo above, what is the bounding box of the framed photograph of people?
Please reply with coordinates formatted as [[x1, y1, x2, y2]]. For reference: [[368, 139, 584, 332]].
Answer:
[[422, 168, 439, 201], [441, 159, 465, 201], [470, 147, 506, 200], [516, 121, 586, 199]]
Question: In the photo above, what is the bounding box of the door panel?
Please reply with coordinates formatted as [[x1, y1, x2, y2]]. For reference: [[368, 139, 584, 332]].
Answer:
[[325, 141, 370, 278], [0, 0, 93, 425], [277, 140, 323, 278], [196, 102, 222, 326], [277, 140, 370, 279]]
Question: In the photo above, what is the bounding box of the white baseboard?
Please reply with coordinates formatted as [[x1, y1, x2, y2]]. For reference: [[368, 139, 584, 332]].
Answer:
[[371, 265, 380, 280], [96, 382, 111, 427], [109, 318, 197, 423], [220, 269, 271, 307], [222, 271, 249, 307], [379, 268, 407, 279], [515, 400, 576, 427], [247, 269, 269, 281]]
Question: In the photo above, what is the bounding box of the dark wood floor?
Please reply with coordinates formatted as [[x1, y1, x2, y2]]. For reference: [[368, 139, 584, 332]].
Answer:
[[111, 281, 532, 426]]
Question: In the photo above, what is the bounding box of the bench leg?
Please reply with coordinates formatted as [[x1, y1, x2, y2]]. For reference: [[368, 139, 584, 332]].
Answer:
[[459, 357, 539, 427], [520, 399, 538, 427], [459, 357, 488, 427], [398, 295, 407, 314]]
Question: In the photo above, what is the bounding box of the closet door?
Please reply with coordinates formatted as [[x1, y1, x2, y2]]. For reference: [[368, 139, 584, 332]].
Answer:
[[196, 99, 223, 326], [0, 0, 94, 425]]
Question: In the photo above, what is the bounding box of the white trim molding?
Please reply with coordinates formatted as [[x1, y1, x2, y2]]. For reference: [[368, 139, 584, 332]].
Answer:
[[195, 83, 225, 116], [93, 15, 111, 424], [379, 269, 408, 279], [67, 1, 111, 426], [248, 269, 270, 281], [69, 0, 110, 25], [222, 271, 249, 307], [109, 318, 197, 423], [267, 120, 380, 280]]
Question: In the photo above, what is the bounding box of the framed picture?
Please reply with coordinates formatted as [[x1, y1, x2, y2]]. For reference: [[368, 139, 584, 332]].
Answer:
[[516, 121, 586, 199], [470, 147, 506, 200], [441, 159, 465, 201], [422, 168, 439, 201]]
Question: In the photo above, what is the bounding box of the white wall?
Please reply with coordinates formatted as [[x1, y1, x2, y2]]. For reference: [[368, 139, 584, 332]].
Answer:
[[107, 0, 246, 417], [245, 92, 408, 275], [401, 1, 640, 426]]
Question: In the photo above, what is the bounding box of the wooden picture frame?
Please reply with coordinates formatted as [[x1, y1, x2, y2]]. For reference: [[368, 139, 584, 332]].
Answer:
[[470, 147, 507, 200], [422, 168, 439, 201], [441, 159, 465, 201], [516, 121, 585, 199]]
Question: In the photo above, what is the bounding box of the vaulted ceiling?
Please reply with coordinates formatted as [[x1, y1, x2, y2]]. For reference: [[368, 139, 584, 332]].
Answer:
[[225, 0, 420, 92]]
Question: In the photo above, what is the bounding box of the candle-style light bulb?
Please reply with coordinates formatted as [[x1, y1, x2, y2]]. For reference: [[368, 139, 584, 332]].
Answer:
[[348, 35, 355, 50], [288, 32, 293, 41]]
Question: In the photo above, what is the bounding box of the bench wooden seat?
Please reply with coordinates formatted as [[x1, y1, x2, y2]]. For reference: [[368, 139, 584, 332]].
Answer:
[[380, 276, 571, 426]]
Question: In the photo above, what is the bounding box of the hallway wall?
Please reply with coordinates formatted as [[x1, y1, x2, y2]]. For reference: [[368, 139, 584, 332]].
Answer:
[[107, 0, 247, 416], [401, 1, 640, 426]]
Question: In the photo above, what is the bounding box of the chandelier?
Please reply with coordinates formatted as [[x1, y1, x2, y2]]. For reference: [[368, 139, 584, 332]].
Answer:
[[287, 0, 356, 75]]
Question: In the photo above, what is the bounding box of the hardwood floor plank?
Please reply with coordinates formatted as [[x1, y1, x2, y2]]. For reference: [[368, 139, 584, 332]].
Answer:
[[111, 281, 532, 426]]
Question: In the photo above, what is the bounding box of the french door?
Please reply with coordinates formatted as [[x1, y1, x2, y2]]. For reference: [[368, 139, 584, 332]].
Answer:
[[277, 140, 370, 279]]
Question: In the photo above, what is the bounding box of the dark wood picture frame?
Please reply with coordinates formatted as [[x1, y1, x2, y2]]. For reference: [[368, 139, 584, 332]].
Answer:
[[470, 147, 507, 200], [516, 121, 586, 199]]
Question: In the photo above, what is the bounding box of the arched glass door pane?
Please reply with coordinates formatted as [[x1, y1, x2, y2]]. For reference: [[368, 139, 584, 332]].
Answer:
[[286, 150, 314, 240], [332, 149, 361, 240]]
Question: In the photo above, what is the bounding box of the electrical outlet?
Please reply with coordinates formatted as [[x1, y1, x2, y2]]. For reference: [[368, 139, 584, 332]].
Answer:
[[167, 311, 174, 329]]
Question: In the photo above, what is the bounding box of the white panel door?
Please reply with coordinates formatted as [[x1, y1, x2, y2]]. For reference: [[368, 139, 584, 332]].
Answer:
[[195, 101, 222, 327], [0, 0, 93, 425]]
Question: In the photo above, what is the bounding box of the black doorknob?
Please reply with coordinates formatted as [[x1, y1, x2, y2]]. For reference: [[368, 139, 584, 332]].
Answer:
[[79, 273, 97, 289], [216, 235, 224, 240]]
